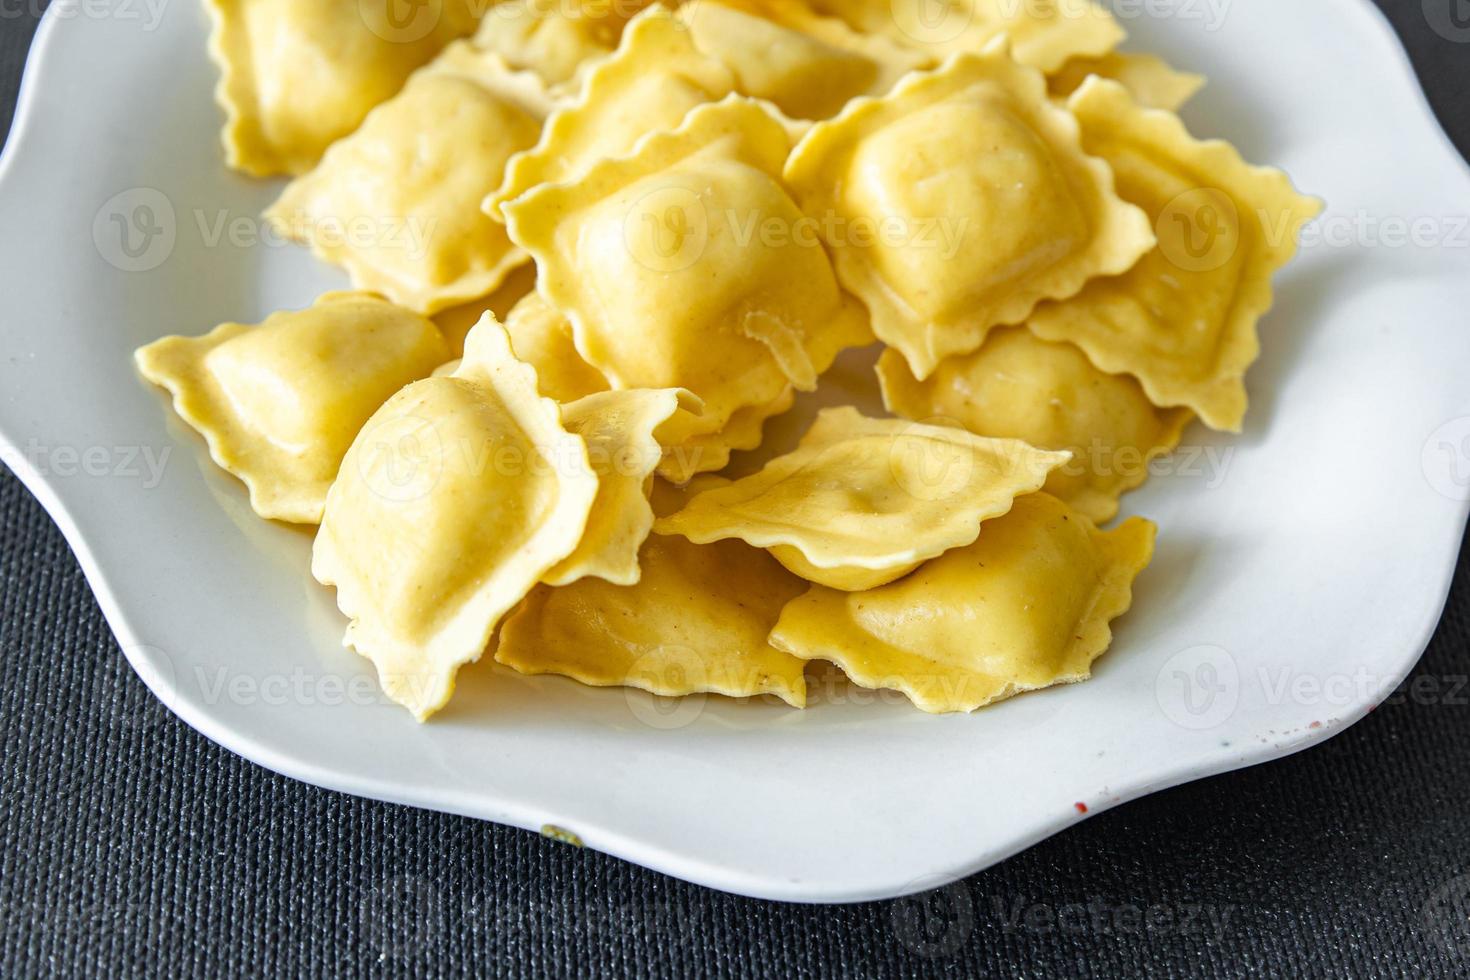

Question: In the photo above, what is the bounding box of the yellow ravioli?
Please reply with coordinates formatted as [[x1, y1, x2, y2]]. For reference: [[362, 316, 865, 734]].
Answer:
[[655, 407, 1070, 590], [675, 0, 927, 120], [657, 386, 796, 484], [785, 50, 1155, 379], [546, 388, 699, 587], [1027, 79, 1324, 430], [497, 476, 810, 707], [809, 0, 1123, 73], [485, 7, 736, 217], [500, 292, 611, 403], [204, 0, 484, 177], [135, 292, 449, 525], [1048, 51, 1205, 110], [433, 263, 539, 358], [877, 327, 1193, 523], [769, 492, 1156, 713], [311, 316, 598, 720], [473, 0, 653, 86], [503, 96, 872, 431], [266, 44, 552, 314]]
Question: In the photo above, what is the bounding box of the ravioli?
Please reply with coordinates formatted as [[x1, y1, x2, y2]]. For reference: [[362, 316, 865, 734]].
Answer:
[[809, 0, 1123, 73], [546, 388, 698, 587], [433, 263, 539, 358], [1027, 79, 1323, 430], [769, 491, 1156, 713], [311, 316, 598, 720], [655, 407, 1070, 590], [266, 44, 552, 314], [135, 292, 449, 524], [504, 96, 872, 431], [877, 327, 1193, 523], [785, 49, 1156, 379], [675, 0, 927, 121], [473, 0, 652, 86], [1048, 52, 1205, 111], [485, 7, 736, 217], [500, 292, 611, 403], [497, 477, 810, 707], [205, 0, 484, 177], [657, 387, 796, 484]]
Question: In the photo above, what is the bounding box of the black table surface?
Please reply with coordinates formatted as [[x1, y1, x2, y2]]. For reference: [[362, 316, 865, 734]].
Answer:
[[3, 2, 1469, 976]]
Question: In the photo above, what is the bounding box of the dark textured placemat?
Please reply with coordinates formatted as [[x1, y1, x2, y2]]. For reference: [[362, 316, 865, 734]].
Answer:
[[2, 2, 1469, 976]]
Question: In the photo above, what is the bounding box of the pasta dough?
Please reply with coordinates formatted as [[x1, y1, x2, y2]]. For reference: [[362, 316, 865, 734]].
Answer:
[[545, 388, 699, 587], [135, 292, 449, 524], [1048, 51, 1205, 110], [501, 292, 611, 403], [809, 0, 1123, 73], [496, 478, 810, 707], [1027, 79, 1323, 430], [486, 6, 736, 216], [655, 407, 1070, 590], [311, 316, 598, 720], [205, 0, 483, 176], [266, 44, 552, 314], [785, 48, 1156, 379], [876, 326, 1193, 523], [503, 95, 872, 431], [769, 491, 1156, 713], [675, 0, 927, 120], [473, 0, 653, 86]]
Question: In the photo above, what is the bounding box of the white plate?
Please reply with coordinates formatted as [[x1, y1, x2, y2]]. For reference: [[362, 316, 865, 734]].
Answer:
[[1, 0, 1468, 904]]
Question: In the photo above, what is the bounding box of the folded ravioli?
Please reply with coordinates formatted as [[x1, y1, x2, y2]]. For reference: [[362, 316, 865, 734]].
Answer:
[[500, 292, 611, 403], [473, 0, 652, 86], [205, 0, 484, 177], [810, 0, 1123, 73], [785, 50, 1156, 379], [433, 263, 539, 358], [266, 44, 552, 314], [312, 316, 598, 720], [1048, 52, 1205, 111], [769, 491, 1156, 713], [657, 386, 796, 484], [135, 292, 449, 524], [877, 327, 1192, 523], [486, 7, 736, 217], [675, 0, 927, 121], [504, 96, 872, 430], [497, 477, 810, 707], [1027, 79, 1323, 430], [655, 406, 1070, 590], [546, 388, 699, 587]]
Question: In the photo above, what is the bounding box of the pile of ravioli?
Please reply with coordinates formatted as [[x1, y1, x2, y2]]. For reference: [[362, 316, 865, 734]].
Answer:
[[137, 0, 1320, 721]]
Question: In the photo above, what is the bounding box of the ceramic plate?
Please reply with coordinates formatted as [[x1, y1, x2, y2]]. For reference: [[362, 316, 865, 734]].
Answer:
[[1, 0, 1468, 902]]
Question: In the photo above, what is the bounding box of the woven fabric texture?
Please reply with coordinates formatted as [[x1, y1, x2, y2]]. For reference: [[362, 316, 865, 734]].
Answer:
[[2, 2, 1469, 976]]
